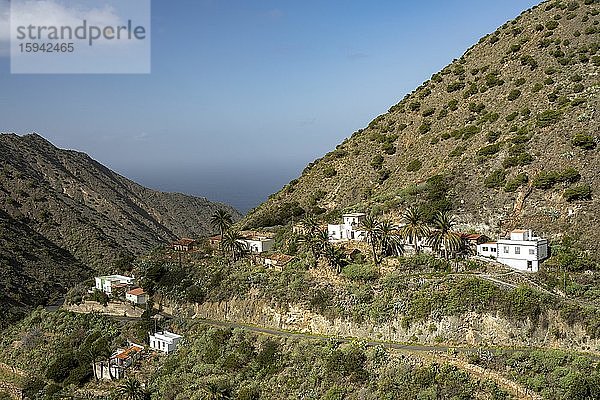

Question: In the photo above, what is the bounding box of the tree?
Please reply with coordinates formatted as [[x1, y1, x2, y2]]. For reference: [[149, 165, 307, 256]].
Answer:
[[210, 209, 234, 247], [428, 211, 462, 260], [325, 245, 347, 274], [361, 215, 382, 265], [221, 230, 247, 261], [116, 377, 145, 400], [297, 219, 330, 268], [399, 207, 430, 253], [379, 220, 403, 257], [197, 382, 231, 400]]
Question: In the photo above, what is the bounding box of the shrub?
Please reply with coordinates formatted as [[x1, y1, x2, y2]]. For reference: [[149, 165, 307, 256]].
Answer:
[[484, 71, 504, 87], [477, 143, 501, 157], [533, 171, 560, 189], [572, 83, 585, 93], [507, 89, 521, 101], [559, 168, 581, 184], [514, 77, 526, 86], [382, 142, 396, 155], [484, 169, 506, 188], [447, 82, 465, 92], [536, 110, 562, 127], [546, 20, 559, 30], [505, 112, 518, 122], [572, 133, 596, 150], [437, 108, 449, 120], [447, 99, 459, 111], [342, 263, 378, 281], [532, 82, 543, 92], [449, 145, 466, 157], [504, 173, 528, 192], [503, 152, 534, 168], [323, 166, 337, 178], [564, 184, 592, 201], [378, 169, 390, 183], [486, 131, 501, 143], [520, 55, 538, 70], [371, 155, 384, 170], [409, 101, 421, 111], [418, 122, 431, 135], [422, 108, 436, 117], [406, 159, 422, 172], [468, 102, 485, 113]]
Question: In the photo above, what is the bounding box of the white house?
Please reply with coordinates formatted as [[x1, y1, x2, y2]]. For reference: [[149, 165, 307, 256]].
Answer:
[[238, 232, 275, 254], [94, 342, 144, 380], [149, 331, 183, 354], [125, 288, 148, 305], [477, 229, 548, 272], [95, 275, 136, 296], [328, 213, 367, 241]]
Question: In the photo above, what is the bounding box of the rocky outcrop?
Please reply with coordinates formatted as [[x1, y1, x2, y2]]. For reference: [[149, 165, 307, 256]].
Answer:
[[193, 297, 600, 354]]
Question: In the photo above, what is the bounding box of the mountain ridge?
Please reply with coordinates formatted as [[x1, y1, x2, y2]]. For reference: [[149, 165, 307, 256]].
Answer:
[[243, 0, 600, 255]]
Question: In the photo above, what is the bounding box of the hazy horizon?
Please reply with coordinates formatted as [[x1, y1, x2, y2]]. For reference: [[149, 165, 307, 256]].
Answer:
[[0, 0, 540, 212]]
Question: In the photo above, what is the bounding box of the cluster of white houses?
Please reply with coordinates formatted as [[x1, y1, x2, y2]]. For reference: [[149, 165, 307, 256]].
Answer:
[[94, 274, 148, 305], [327, 213, 549, 273]]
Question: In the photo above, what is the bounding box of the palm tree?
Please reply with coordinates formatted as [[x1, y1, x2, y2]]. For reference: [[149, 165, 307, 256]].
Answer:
[[197, 382, 231, 400], [297, 225, 330, 268], [210, 209, 233, 245], [361, 215, 382, 265], [221, 229, 247, 261], [399, 207, 430, 254], [428, 211, 462, 260], [379, 220, 403, 257], [116, 377, 144, 400], [325, 245, 347, 274]]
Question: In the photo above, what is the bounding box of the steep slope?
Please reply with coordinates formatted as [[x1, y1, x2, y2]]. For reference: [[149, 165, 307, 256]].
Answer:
[[0, 210, 89, 328], [0, 133, 241, 270], [245, 0, 600, 254]]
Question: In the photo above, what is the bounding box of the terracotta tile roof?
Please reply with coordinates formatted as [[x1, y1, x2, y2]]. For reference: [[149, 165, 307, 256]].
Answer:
[[266, 253, 294, 265], [127, 288, 145, 296], [114, 345, 143, 360], [173, 238, 196, 246]]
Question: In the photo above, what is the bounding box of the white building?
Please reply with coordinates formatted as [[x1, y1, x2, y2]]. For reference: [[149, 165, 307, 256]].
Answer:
[[238, 232, 275, 253], [476, 229, 548, 272], [95, 275, 136, 296], [125, 288, 148, 305], [149, 331, 183, 354], [328, 213, 367, 241]]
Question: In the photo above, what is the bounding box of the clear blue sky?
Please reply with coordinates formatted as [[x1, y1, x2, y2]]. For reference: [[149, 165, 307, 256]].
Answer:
[[0, 0, 540, 212]]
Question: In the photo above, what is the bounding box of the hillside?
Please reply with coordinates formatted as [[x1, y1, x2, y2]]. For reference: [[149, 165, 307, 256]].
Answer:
[[0, 133, 240, 323], [0, 210, 89, 328], [244, 0, 600, 254]]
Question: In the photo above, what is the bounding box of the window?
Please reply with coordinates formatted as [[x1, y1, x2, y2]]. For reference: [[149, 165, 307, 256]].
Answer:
[[529, 249, 535, 255], [482, 246, 488, 252], [491, 248, 496, 252], [515, 246, 520, 255], [503, 246, 509, 253]]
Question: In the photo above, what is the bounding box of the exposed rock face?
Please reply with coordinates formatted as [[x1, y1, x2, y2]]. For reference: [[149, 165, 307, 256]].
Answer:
[[193, 298, 599, 354], [244, 0, 600, 254]]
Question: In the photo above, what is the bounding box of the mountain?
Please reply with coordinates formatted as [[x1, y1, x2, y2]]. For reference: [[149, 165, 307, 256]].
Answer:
[[0, 133, 241, 323], [244, 0, 600, 254], [0, 209, 88, 328]]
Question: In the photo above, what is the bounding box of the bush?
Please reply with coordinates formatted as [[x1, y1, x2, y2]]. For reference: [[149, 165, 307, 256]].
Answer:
[[422, 108, 435, 117], [520, 55, 538, 70], [504, 173, 528, 192], [503, 152, 534, 168], [448, 99, 459, 111], [468, 102, 485, 113], [382, 142, 396, 155], [572, 133, 596, 150], [406, 159, 422, 172], [342, 263, 378, 281], [559, 168, 581, 184], [486, 131, 501, 143], [484, 169, 506, 188], [371, 155, 384, 170], [323, 166, 337, 178], [508, 89, 521, 101], [477, 143, 501, 157], [564, 184, 592, 201], [447, 82, 465, 92], [449, 146, 466, 157], [533, 171, 560, 189], [536, 110, 562, 127], [418, 122, 431, 135]]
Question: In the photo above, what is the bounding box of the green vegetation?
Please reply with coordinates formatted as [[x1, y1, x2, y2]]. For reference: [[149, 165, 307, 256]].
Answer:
[[477, 143, 501, 157], [537, 110, 562, 127], [571, 133, 596, 150], [507, 89, 521, 101], [406, 159, 423, 172], [484, 169, 507, 188], [564, 184, 592, 202], [533, 168, 581, 190], [504, 173, 528, 192]]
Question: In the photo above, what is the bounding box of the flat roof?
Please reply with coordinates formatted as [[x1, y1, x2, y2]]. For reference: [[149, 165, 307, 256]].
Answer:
[[152, 331, 182, 341], [98, 274, 134, 282], [343, 213, 366, 217]]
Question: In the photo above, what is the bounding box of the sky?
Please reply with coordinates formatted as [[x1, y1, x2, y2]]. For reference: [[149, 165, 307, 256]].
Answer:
[[0, 0, 540, 212]]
